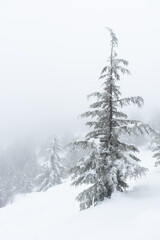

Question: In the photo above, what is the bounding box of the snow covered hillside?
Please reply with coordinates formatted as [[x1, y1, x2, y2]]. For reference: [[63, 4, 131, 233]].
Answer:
[[0, 148, 160, 240]]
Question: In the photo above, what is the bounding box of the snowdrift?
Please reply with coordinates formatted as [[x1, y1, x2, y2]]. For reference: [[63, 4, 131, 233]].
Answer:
[[0, 148, 160, 240]]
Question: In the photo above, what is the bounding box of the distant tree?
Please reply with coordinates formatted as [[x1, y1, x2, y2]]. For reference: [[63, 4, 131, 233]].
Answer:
[[153, 132, 160, 166], [71, 28, 151, 210], [0, 148, 15, 207], [0, 141, 39, 207], [7, 141, 38, 194], [0, 178, 14, 208], [36, 138, 65, 191]]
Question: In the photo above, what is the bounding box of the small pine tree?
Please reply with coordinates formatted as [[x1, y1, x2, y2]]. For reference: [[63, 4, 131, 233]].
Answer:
[[0, 179, 14, 208], [153, 132, 160, 166], [36, 138, 65, 191], [71, 28, 151, 210], [0, 148, 16, 207], [0, 142, 39, 207]]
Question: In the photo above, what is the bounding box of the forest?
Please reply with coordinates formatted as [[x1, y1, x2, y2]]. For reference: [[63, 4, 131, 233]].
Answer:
[[0, 1, 160, 239], [0, 29, 159, 211]]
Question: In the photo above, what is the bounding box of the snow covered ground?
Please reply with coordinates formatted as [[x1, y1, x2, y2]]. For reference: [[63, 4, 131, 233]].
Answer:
[[0, 147, 160, 240]]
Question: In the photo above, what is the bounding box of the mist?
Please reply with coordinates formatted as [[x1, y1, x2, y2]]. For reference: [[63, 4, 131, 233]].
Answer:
[[0, 0, 160, 146]]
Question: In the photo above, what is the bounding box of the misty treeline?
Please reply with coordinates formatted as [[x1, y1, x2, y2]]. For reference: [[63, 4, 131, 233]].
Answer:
[[0, 130, 157, 209], [1, 28, 160, 210], [0, 135, 93, 208]]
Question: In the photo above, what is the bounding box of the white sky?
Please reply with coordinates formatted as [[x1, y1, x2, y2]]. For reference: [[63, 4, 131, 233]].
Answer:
[[0, 0, 160, 145]]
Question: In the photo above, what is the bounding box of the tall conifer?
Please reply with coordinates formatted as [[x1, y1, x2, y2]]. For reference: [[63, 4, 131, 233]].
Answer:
[[71, 29, 150, 210]]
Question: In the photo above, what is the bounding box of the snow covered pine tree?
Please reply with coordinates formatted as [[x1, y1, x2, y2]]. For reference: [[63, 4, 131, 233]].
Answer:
[[153, 132, 160, 166], [71, 28, 151, 210], [36, 138, 65, 191]]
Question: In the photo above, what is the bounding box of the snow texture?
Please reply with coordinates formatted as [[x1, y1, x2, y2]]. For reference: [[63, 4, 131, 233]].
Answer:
[[0, 148, 160, 240]]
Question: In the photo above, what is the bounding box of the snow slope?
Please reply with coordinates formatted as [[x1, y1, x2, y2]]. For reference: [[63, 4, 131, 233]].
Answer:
[[0, 148, 160, 240]]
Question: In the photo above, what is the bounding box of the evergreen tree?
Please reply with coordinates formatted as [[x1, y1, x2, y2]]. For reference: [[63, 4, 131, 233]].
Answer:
[[0, 148, 16, 207], [6, 142, 38, 195], [36, 138, 65, 191], [71, 28, 151, 210], [0, 141, 39, 207], [153, 132, 160, 166]]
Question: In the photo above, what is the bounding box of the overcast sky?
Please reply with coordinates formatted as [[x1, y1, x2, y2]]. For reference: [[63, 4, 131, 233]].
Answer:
[[0, 0, 160, 145]]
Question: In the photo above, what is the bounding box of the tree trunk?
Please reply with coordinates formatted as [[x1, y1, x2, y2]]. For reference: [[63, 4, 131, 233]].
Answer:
[[109, 43, 113, 146]]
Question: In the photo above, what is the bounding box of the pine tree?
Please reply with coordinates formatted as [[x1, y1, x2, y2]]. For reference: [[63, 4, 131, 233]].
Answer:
[[71, 28, 151, 210], [36, 138, 65, 191], [153, 132, 160, 166], [0, 141, 39, 207]]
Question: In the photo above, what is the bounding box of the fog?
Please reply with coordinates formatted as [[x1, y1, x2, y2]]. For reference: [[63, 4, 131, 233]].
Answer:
[[0, 0, 160, 146]]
